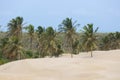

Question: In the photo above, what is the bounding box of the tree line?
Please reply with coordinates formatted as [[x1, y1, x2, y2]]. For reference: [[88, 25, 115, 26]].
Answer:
[[0, 16, 120, 64]]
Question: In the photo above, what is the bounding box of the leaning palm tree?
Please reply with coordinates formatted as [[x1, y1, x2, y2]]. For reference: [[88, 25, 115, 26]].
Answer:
[[81, 24, 98, 57], [59, 18, 79, 57], [25, 24, 34, 49]]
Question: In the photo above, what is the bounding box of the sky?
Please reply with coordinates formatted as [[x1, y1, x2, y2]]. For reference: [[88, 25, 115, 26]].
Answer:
[[0, 0, 120, 32]]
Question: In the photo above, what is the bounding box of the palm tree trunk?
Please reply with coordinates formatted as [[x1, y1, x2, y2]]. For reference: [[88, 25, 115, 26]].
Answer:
[[90, 48, 93, 57]]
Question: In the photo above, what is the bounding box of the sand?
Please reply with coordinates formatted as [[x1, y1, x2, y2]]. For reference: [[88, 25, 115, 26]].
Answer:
[[0, 50, 120, 80]]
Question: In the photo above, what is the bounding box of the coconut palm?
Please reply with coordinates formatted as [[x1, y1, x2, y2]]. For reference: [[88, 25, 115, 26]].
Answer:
[[25, 24, 34, 49], [59, 18, 79, 57], [81, 24, 98, 57]]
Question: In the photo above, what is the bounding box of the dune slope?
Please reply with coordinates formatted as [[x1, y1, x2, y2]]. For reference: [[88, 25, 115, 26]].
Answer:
[[0, 50, 120, 80]]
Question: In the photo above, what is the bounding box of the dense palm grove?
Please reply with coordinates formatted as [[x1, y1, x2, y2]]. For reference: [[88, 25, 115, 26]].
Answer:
[[0, 16, 120, 64]]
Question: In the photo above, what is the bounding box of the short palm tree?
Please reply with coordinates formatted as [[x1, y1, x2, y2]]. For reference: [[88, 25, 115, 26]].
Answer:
[[81, 24, 98, 57], [59, 18, 79, 57]]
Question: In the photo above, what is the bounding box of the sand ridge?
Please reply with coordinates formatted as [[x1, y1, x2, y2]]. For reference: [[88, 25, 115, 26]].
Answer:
[[0, 50, 120, 80]]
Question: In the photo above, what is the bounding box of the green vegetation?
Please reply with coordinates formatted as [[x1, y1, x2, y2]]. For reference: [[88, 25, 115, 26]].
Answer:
[[0, 16, 120, 64]]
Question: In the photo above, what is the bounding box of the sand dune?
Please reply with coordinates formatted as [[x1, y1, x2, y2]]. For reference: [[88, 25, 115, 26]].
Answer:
[[0, 50, 120, 80]]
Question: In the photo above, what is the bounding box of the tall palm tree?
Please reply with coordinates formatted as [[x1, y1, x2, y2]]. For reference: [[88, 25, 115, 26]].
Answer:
[[59, 18, 79, 57], [6, 17, 24, 60], [81, 24, 98, 57], [25, 24, 34, 49]]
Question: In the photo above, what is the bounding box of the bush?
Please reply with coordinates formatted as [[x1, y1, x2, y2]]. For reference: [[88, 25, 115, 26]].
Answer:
[[24, 50, 34, 58], [0, 58, 9, 65]]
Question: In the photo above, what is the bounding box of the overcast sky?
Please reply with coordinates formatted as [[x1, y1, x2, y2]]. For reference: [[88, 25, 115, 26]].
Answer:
[[0, 0, 120, 32]]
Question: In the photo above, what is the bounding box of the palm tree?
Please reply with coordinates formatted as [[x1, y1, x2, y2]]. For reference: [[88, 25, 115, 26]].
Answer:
[[59, 18, 79, 57], [81, 24, 98, 57], [6, 16, 24, 60], [36, 26, 62, 57], [8, 16, 23, 39], [45, 27, 56, 57], [25, 24, 34, 49], [36, 26, 46, 57]]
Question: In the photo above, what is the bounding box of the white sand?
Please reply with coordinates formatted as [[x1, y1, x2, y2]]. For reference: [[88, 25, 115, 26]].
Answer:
[[0, 50, 120, 80]]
